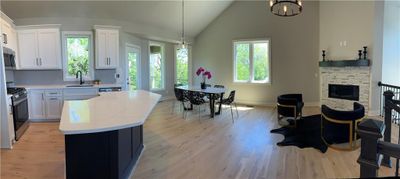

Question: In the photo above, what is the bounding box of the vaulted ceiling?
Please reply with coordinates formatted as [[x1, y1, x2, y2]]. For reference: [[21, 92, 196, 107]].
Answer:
[[1, 1, 234, 41]]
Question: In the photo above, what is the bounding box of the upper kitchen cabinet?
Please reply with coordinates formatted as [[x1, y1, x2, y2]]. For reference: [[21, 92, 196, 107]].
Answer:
[[94, 25, 120, 69], [1, 12, 18, 52], [16, 25, 62, 70]]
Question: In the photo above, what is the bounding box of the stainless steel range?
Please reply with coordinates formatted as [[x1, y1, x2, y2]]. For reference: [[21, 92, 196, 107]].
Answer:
[[7, 87, 29, 140]]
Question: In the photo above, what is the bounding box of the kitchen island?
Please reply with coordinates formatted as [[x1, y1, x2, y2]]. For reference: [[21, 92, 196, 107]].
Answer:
[[59, 90, 161, 179]]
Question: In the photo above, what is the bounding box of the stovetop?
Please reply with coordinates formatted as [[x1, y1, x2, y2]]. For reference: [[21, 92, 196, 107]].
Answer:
[[7, 87, 26, 95], [7, 87, 27, 100]]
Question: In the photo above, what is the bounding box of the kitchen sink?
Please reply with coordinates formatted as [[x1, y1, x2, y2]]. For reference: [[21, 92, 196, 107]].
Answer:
[[66, 84, 94, 88]]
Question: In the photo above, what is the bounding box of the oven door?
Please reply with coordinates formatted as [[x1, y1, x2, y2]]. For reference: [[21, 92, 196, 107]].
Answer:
[[12, 96, 29, 140]]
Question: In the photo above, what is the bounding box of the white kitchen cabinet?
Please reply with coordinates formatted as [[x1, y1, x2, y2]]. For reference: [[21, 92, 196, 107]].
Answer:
[[45, 96, 63, 120], [1, 13, 17, 51], [17, 25, 62, 70], [28, 89, 64, 121], [95, 26, 120, 69], [28, 90, 46, 120]]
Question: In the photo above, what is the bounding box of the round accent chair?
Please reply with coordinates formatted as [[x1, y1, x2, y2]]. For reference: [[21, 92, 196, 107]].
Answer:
[[277, 94, 304, 127], [321, 102, 365, 151]]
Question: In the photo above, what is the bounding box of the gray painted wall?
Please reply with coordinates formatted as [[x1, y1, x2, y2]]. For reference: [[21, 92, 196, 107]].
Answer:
[[192, 1, 320, 105]]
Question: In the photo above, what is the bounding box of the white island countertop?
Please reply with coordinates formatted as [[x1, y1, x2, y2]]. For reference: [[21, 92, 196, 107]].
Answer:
[[59, 90, 161, 135]]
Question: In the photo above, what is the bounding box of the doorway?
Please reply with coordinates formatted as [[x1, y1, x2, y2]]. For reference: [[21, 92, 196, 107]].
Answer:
[[125, 44, 141, 91]]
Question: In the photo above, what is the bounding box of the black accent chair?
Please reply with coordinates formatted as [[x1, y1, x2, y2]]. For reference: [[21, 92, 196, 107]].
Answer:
[[277, 94, 304, 126], [172, 87, 188, 117], [219, 90, 238, 123], [321, 102, 365, 151], [186, 91, 207, 119]]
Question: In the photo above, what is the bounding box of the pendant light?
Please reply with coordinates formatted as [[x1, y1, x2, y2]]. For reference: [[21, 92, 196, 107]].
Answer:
[[269, 0, 302, 17], [180, 0, 186, 49]]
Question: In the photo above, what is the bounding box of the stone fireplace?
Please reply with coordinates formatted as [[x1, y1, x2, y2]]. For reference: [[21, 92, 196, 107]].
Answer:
[[320, 66, 371, 114]]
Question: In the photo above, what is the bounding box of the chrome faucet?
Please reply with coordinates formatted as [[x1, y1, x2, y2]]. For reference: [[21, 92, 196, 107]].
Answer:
[[76, 71, 84, 85]]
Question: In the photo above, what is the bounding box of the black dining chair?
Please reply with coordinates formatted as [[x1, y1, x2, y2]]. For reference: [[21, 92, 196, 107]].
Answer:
[[173, 87, 188, 118], [211, 84, 225, 102], [218, 90, 238, 123], [186, 91, 208, 120]]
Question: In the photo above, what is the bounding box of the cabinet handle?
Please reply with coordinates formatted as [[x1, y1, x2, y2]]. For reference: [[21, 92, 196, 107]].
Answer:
[[107, 58, 110, 65], [49, 98, 58, 100], [36, 58, 38, 66], [40, 58, 42, 66], [42, 93, 44, 100]]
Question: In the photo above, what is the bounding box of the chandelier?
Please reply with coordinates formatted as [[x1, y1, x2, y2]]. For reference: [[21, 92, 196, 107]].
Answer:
[[269, 0, 303, 17]]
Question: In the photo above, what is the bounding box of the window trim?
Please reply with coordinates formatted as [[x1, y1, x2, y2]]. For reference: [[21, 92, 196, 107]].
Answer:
[[173, 45, 192, 86], [62, 31, 94, 81], [233, 38, 271, 85], [148, 41, 166, 91]]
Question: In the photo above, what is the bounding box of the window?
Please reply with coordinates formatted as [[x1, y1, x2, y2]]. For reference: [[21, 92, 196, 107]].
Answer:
[[149, 42, 165, 90], [175, 46, 191, 85], [62, 31, 93, 81], [233, 39, 271, 84]]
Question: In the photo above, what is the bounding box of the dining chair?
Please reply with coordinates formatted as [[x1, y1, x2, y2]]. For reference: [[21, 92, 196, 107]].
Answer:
[[218, 90, 239, 123], [173, 87, 188, 118], [213, 85, 225, 100], [186, 91, 208, 120]]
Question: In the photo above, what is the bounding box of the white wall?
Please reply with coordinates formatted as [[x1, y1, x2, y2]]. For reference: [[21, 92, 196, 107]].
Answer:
[[193, 1, 320, 105]]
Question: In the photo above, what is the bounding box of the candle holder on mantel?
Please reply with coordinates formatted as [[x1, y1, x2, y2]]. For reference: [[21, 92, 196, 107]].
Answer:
[[358, 50, 362, 60], [322, 50, 326, 61], [363, 46, 367, 59]]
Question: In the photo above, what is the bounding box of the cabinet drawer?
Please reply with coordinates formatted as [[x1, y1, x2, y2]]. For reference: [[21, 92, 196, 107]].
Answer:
[[64, 88, 98, 96], [45, 89, 62, 97]]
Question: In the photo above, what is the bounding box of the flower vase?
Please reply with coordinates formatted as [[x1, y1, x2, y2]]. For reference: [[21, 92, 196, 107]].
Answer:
[[200, 82, 206, 89]]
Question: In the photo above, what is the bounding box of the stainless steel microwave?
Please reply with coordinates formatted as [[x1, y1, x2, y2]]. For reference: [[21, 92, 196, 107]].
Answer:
[[3, 47, 15, 69]]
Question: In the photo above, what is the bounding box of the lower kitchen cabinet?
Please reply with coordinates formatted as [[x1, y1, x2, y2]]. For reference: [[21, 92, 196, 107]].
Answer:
[[28, 90, 46, 120], [28, 89, 63, 121], [45, 96, 63, 119]]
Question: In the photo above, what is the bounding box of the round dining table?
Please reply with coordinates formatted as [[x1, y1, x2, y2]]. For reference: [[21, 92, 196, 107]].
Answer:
[[176, 85, 227, 118]]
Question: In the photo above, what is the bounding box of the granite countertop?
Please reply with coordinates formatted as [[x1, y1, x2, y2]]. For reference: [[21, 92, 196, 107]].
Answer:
[[59, 90, 161, 135]]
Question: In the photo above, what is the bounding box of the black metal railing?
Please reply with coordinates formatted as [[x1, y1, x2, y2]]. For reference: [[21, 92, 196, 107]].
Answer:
[[378, 82, 400, 124], [358, 90, 400, 178]]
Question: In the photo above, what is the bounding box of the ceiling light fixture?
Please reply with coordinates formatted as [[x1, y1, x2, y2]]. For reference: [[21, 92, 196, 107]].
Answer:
[[269, 0, 302, 17], [181, 0, 186, 49]]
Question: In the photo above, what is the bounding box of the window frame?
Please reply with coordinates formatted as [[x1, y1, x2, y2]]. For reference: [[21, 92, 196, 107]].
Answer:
[[62, 31, 94, 81], [148, 41, 166, 91], [173, 45, 192, 86], [233, 39, 271, 84]]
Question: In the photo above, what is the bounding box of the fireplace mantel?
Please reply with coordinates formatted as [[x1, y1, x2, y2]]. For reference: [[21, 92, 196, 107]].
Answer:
[[319, 59, 370, 67]]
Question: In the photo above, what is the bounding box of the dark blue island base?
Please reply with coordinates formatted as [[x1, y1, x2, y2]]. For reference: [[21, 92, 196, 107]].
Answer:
[[65, 125, 143, 179]]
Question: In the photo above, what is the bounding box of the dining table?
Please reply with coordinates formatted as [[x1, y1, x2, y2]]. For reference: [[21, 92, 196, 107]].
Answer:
[[176, 85, 227, 118]]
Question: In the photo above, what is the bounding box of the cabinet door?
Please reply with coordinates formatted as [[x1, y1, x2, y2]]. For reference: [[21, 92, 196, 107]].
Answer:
[[45, 96, 63, 119], [28, 90, 46, 120], [1, 20, 12, 49], [17, 30, 39, 69], [96, 30, 108, 69], [107, 31, 119, 68], [37, 29, 61, 69]]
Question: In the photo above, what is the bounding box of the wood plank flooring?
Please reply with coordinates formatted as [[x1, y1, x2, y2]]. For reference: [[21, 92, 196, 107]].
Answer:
[[1, 100, 398, 179]]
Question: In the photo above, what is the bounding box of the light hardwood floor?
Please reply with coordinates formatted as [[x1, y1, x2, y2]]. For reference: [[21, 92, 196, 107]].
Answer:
[[1, 100, 398, 179]]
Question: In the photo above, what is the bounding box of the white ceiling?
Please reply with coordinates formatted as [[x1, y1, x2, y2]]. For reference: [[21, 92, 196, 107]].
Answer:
[[1, 1, 234, 39]]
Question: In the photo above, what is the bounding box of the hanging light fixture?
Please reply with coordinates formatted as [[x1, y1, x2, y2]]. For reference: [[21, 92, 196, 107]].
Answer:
[[180, 0, 186, 49], [269, 0, 303, 17]]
